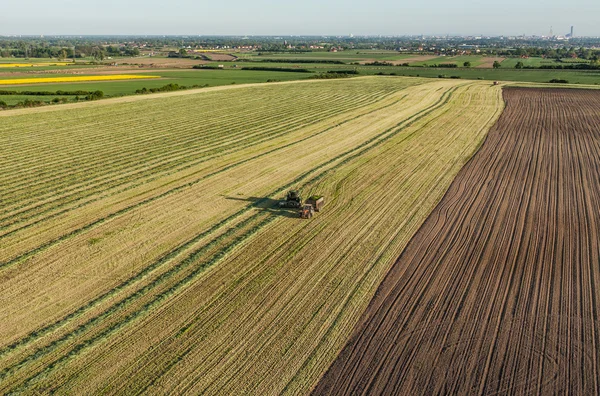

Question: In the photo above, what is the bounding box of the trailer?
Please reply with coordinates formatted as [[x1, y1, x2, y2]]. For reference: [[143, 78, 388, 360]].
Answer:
[[306, 195, 325, 212]]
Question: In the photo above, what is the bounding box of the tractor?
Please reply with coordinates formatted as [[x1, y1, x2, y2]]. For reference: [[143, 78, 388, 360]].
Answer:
[[279, 190, 302, 208], [300, 204, 315, 219]]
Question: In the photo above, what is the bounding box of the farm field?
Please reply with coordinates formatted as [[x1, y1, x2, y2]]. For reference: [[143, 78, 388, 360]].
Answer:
[[0, 70, 311, 100], [0, 76, 503, 393], [0, 54, 598, 107], [360, 67, 600, 84], [0, 62, 72, 68], [0, 65, 99, 73], [500, 57, 591, 68], [244, 50, 414, 62], [114, 56, 209, 67], [404, 55, 492, 67], [250, 53, 500, 67], [182, 62, 600, 86], [0, 74, 161, 85], [314, 87, 600, 395]]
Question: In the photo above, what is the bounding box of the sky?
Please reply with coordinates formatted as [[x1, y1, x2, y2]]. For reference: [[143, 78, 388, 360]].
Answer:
[[1, 0, 598, 37]]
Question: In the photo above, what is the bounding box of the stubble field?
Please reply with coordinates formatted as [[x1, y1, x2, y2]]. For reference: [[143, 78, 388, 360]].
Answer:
[[0, 76, 503, 393]]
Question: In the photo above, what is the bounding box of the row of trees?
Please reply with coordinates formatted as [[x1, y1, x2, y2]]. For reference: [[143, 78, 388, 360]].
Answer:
[[2, 36, 600, 61], [0, 43, 140, 60], [501, 46, 599, 60]]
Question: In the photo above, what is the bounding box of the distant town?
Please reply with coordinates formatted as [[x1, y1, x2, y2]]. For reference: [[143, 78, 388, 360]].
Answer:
[[1, 30, 599, 61]]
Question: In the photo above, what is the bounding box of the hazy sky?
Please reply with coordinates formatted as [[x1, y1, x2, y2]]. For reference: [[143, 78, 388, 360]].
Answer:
[[1, 0, 598, 37]]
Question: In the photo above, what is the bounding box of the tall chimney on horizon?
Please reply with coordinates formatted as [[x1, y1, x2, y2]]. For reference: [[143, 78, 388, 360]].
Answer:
[[571, 26, 574, 38]]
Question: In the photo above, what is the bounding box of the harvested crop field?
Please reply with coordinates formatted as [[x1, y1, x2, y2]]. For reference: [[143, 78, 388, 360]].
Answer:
[[0, 77, 503, 393], [314, 87, 600, 395]]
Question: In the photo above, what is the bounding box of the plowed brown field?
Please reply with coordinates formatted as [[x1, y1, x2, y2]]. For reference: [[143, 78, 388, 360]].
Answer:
[[314, 88, 600, 395]]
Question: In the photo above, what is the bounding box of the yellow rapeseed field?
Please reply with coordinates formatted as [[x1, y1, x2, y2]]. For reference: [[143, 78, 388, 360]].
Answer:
[[0, 62, 72, 68], [0, 74, 161, 85]]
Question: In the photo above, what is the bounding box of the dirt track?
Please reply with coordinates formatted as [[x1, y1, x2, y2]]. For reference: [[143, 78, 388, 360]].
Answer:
[[313, 88, 600, 395]]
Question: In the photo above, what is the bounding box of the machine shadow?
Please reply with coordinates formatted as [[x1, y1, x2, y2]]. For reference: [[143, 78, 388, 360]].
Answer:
[[223, 196, 301, 219]]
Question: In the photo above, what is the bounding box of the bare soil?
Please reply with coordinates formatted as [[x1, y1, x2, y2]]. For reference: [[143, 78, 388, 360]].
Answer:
[[201, 53, 237, 61], [359, 55, 439, 65], [114, 57, 208, 68], [313, 87, 600, 395], [476, 56, 506, 68]]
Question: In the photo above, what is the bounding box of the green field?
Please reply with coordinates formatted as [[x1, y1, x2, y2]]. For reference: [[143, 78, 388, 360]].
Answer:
[[0, 95, 71, 106], [0, 70, 311, 104], [374, 67, 600, 84], [406, 55, 480, 67], [500, 57, 556, 68], [249, 53, 496, 67], [234, 62, 600, 84]]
